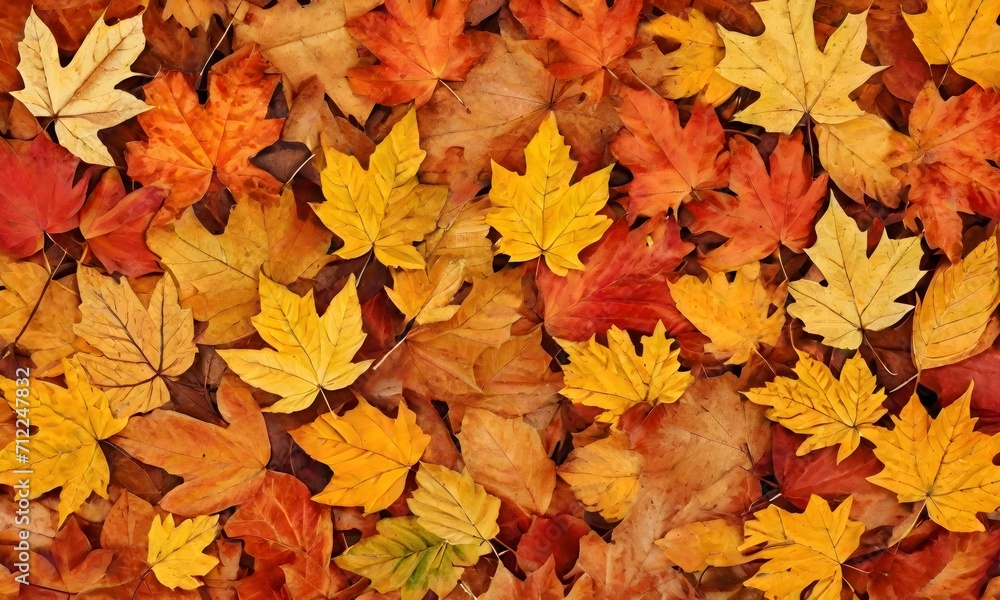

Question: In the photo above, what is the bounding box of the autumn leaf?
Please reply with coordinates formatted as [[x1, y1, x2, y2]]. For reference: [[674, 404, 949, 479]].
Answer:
[[509, 0, 642, 83], [898, 83, 1000, 261], [0, 359, 127, 525], [687, 132, 828, 270], [111, 376, 269, 516], [745, 350, 887, 463], [537, 213, 693, 341], [217, 274, 372, 414], [482, 560, 569, 600], [80, 168, 165, 278], [903, 0, 1000, 88], [814, 114, 915, 206], [611, 86, 729, 217], [408, 463, 501, 554], [347, 0, 488, 107], [224, 471, 336, 599], [163, 0, 226, 30], [335, 516, 480, 600], [126, 46, 284, 213], [148, 189, 332, 345], [12, 9, 149, 165], [147, 514, 220, 590], [657, 519, 748, 572], [716, 0, 881, 133], [458, 408, 556, 515], [0, 256, 79, 377], [628, 9, 737, 105], [557, 431, 644, 521], [230, 0, 381, 123], [73, 267, 197, 418], [557, 320, 693, 424], [312, 108, 446, 269], [669, 261, 786, 364], [788, 198, 925, 350], [741, 495, 864, 600], [913, 236, 1000, 371], [0, 135, 91, 258], [290, 397, 430, 512], [868, 383, 1000, 532], [487, 112, 612, 276]]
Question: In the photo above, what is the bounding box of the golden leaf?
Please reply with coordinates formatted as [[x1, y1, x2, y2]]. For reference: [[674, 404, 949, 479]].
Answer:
[[290, 397, 430, 513], [556, 320, 693, 424], [904, 0, 1000, 88], [0, 257, 79, 377], [740, 495, 864, 600], [558, 431, 644, 522], [311, 108, 447, 270], [867, 384, 1000, 532], [147, 513, 220, 590], [163, 0, 226, 30], [715, 0, 882, 133], [630, 9, 737, 105], [12, 10, 149, 165], [73, 268, 197, 418], [387, 258, 466, 326], [669, 261, 786, 365], [788, 198, 925, 350], [408, 463, 501, 554], [657, 519, 748, 572], [815, 115, 917, 206], [913, 237, 1000, 371], [487, 112, 613, 276], [147, 189, 332, 345], [0, 359, 127, 525], [217, 274, 372, 414], [745, 350, 887, 463], [335, 516, 480, 600]]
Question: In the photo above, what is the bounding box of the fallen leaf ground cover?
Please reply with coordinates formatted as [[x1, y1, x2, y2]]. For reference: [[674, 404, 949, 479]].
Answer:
[[1, 0, 1000, 598]]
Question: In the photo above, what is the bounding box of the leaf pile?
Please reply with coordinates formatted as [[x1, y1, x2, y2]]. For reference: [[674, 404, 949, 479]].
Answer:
[[2, 0, 1000, 599]]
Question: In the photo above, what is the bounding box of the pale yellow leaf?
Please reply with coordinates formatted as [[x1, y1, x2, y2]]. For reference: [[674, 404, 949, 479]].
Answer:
[[715, 0, 882, 133], [913, 236, 1000, 371], [788, 198, 925, 350], [408, 463, 501, 554], [147, 514, 220, 590], [558, 431, 644, 522], [12, 10, 150, 165]]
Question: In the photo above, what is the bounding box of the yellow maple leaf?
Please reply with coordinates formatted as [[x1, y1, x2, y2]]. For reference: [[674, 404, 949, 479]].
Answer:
[[335, 516, 480, 600], [715, 0, 882, 133], [741, 495, 864, 600], [408, 463, 501, 555], [0, 257, 79, 377], [815, 114, 917, 206], [0, 359, 127, 525], [148, 189, 332, 345], [218, 274, 372, 414], [487, 113, 613, 276], [311, 108, 446, 270], [788, 198, 925, 350], [867, 383, 1000, 532], [12, 10, 150, 166], [657, 519, 748, 573], [387, 258, 466, 326], [669, 261, 786, 365], [558, 431, 644, 522], [556, 320, 693, 424], [913, 236, 1000, 371], [904, 0, 1000, 89], [290, 397, 430, 513], [630, 9, 737, 105], [745, 350, 887, 463], [147, 513, 220, 590], [73, 268, 197, 418]]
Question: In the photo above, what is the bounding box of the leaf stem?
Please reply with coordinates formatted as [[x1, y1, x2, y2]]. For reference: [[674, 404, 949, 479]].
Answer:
[[2, 246, 68, 360]]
